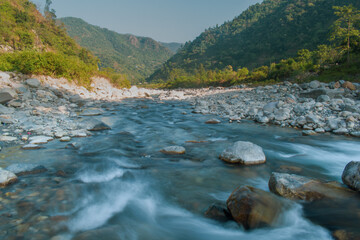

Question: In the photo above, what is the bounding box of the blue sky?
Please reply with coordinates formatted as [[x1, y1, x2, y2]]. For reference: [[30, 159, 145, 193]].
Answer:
[[32, 0, 262, 43]]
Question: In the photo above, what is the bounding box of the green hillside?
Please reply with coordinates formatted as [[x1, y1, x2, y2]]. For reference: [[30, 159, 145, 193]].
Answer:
[[0, 0, 105, 86], [150, 0, 360, 82], [60, 17, 175, 83]]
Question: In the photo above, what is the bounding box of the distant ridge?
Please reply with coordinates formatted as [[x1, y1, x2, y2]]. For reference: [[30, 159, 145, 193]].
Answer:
[[60, 17, 175, 83]]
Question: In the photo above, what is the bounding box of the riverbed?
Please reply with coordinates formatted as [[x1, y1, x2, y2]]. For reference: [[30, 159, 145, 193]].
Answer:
[[1, 99, 360, 240]]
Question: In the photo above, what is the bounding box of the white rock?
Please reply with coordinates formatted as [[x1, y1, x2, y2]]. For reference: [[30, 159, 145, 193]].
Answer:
[[0, 136, 17, 141], [160, 146, 186, 155], [0, 169, 17, 187], [29, 136, 53, 144], [22, 144, 42, 150], [219, 141, 266, 165], [25, 78, 41, 88]]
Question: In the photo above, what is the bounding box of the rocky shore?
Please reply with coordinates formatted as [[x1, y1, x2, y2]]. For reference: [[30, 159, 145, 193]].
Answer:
[[191, 80, 360, 137]]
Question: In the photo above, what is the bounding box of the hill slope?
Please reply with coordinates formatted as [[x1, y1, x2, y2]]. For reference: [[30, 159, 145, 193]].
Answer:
[[159, 42, 183, 53], [60, 17, 175, 83], [150, 0, 360, 82]]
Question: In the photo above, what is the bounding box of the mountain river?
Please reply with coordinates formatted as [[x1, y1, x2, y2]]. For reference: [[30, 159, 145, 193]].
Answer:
[[0, 99, 360, 240]]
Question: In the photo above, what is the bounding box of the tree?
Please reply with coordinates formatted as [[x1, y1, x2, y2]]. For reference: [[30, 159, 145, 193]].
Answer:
[[331, 5, 360, 62], [44, 0, 56, 21]]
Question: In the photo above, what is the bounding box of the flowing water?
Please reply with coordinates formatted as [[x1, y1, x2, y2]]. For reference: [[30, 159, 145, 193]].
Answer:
[[1, 99, 360, 240]]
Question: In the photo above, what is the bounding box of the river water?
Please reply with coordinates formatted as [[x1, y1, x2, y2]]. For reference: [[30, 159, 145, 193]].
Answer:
[[1, 99, 360, 240]]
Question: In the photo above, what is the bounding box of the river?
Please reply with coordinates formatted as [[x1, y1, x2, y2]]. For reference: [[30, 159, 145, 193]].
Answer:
[[1, 99, 360, 240]]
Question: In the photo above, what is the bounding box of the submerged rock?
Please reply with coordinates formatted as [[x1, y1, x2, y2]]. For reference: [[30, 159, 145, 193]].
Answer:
[[219, 141, 266, 165], [80, 108, 103, 116], [160, 146, 186, 155], [5, 164, 47, 176], [226, 186, 283, 230], [72, 226, 122, 240], [269, 172, 355, 201], [83, 119, 111, 131], [342, 161, 360, 192], [0, 169, 17, 187]]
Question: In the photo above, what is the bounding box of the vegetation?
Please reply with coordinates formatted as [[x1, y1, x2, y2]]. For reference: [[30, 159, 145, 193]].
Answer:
[[60, 17, 177, 84], [149, 0, 360, 83], [158, 4, 360, 89], [0, 0, 130, 88]]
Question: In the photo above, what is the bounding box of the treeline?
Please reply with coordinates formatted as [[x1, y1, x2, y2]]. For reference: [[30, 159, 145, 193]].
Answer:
[[0, 0, 130, 88], [160, 5, 360, 89]]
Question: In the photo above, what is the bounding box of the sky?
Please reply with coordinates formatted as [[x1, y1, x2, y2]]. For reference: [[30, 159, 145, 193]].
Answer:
[[32, 0, 262, 43]]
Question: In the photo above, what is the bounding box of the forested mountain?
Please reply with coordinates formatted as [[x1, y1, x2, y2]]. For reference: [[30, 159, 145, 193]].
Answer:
[[60, 17, 175, 83], [150, 0, 360, 82]]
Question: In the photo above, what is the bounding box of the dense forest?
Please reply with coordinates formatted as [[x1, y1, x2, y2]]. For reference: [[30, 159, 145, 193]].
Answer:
[[149, 0, 360, 85], [60, 17, 177, 83], [0, 0, 130, 88]]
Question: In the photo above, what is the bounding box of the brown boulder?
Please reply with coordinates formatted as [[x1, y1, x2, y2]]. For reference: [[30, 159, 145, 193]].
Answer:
[[226, 186, 283, 230], [342, 81, 356, 91]]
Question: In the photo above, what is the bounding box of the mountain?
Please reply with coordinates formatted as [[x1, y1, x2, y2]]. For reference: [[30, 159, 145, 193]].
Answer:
[[149, 0, 360, 82], [159, 42, 183, 53], [0, 0, 99, 86], [60, 17, 175, 83]]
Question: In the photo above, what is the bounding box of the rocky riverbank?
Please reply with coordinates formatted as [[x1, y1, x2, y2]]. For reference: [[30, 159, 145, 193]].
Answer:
[[190, 80, 360, 137]]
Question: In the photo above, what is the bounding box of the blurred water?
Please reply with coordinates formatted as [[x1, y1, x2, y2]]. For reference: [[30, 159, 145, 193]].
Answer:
[[1, 99, 359, 239]]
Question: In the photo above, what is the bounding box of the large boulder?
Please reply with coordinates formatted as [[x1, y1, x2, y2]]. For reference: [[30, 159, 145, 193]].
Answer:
[[342, 81, 356, 91], [219, 141, 266, 165], [5, 164, 47, 176], [160, 146, 186, 155], [269, 172, 355, 201], [25, 78, 41, 88], [226, 186, 283, 230], [0, 169, 17, 187], [342, 161, 360, 192], [274, 108, 291, 121]]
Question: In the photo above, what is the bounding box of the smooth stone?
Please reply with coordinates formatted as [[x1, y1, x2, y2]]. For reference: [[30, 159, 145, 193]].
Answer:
[[65, 142, 80, 150], [342, 161, 360, 192], [80, 108, 103, 116], [0, 169, 17, 187], [342, 81, 356, 90], [25, 78, 41, 88], [226, 186, 283, 230], [0, 104, 15, 114], [160, 146, 186, 155], [29, 136, 54, 144], [0, 136, 17, 142], [205, 119, 221, 124], [5, 164, 47, 176], [302, 130, 317, 136], [219, 141, 266, 165], [60, 136, 71, 142], [22, 144, 42, 150], [333, 128, 349, 135], [269, 172, 356, 201]]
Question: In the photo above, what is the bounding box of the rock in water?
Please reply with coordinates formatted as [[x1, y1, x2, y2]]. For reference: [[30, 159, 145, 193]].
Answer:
[[22, 144, 42, 150], [5, 164, 47, 176], [0, 169, 17, 187], [25, 78, 41, 88], [342, 161, 360, 192], [219, 141, 266, 165], [83, 119, 111, 131], [206, 119, 221, 124], [29, 136, 54, 145], [226, 186, 283, 230], [80, 108, 103, 116], [269, 172, 355, 201], [204, 204, 232, 222], [160, 146, 186, 155]]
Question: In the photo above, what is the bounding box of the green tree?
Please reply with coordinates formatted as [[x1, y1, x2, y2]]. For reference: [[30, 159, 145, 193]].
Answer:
[[44, 0, 56, 20], [331, 5, 360, 62]]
